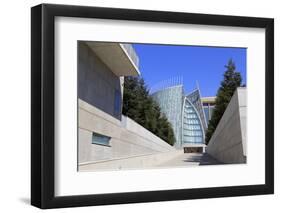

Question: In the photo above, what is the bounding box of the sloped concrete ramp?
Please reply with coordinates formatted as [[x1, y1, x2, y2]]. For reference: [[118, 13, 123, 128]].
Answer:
[[80, 152, 221, 171], [156, 153, 221, 167]]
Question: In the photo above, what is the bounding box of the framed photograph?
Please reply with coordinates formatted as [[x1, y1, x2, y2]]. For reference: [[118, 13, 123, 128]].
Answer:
[[31, 3, 274, 209]]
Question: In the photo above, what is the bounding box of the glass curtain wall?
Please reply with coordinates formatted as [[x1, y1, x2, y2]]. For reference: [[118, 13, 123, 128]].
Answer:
[[186, 89, 208, 131], [182, 98, 204, 145], [151, 85, 183, 148]]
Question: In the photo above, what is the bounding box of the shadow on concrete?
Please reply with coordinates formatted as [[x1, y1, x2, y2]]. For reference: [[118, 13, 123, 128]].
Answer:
[[182, 153, 221, 165], [199, 153, 222, 165], [182, 155, 202, 163]]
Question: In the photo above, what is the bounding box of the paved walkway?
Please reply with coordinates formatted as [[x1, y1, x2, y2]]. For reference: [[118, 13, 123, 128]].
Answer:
[[157, 152, 221, 167]]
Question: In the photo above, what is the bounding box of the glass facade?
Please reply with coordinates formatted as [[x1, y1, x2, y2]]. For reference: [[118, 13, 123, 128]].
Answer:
[[203, 104, 215, 125], [201, 96, 216, 126], [186, 89, 207, 132], [209, 106, 214, 118], [151, 83, 209, 148], [182, 98, 204, 144], [203, 107, 210, 122], [151, 85, 184, 148], [114, 89, 121, 117]]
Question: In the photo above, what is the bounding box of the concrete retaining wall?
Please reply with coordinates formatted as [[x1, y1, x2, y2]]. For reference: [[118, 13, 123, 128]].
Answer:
[[79, 150, 183, 171], [78, 99, 176, 169], [206, 88, 246, 164]]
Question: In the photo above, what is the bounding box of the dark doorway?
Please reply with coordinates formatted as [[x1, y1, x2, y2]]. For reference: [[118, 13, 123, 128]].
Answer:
[[183, 147, 203, 153]]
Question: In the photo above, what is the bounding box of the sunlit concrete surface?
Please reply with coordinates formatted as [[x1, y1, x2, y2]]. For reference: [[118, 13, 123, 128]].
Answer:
[[79, 152, 221, 171], [79, 150, 183, 171], [206, 88, 247, 164], [86, 42, 140, 76], [78, 99, 176, 167], [156, 153, 221, 167]]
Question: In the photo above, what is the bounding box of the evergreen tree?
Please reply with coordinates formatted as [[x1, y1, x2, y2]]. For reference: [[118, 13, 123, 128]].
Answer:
[[123, 76, 175, 146], [205, 59, 242, 144]]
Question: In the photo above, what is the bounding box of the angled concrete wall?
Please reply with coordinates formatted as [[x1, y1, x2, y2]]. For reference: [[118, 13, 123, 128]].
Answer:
[[78, 99, 176, 170], [206, 88, 246, 164], [79, 150, 183, 171]]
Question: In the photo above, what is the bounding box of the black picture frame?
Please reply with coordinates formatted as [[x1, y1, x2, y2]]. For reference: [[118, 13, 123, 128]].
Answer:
[[31, 3, 274, 209]]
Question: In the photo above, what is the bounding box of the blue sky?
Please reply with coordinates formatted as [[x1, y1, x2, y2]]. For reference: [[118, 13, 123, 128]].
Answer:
[[133, 44, 246, 97]]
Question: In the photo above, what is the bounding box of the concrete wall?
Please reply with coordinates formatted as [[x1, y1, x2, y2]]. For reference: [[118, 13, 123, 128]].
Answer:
[[78, 41, 123, 120], [206, 88, 246, 164], [78, 99, 176, 168], [79, 150, 183, 171]]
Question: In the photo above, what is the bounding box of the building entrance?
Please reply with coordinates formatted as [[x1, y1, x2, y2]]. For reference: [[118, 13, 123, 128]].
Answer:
[[183, 147, 203, 153]]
